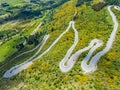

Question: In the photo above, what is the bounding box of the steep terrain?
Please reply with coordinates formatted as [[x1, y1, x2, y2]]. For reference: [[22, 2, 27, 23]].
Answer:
[[0, 0, 120, 90]]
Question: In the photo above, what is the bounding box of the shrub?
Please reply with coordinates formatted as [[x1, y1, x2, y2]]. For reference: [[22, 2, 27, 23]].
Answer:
[[92, 2, 107, 11]]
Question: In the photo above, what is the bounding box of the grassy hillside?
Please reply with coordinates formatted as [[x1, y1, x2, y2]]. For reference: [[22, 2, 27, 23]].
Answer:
[[1, 0, 25, 6], [0, 0, 120, 90]]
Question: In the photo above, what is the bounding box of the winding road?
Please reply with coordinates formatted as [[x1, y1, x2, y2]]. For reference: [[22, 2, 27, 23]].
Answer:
[[59, 21, 79, 72], [3, 5, 119, 78], [114, 6, 120, 11], [60, 6, 119, 73], [32, 21, 75, 62], [81, 6, 119, 73], [3, 20, 75, 78], [60, 38, 103, 72]]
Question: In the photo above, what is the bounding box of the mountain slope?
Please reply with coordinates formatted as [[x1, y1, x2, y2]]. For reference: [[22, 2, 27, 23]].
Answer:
[[0, 0, 120, 90]]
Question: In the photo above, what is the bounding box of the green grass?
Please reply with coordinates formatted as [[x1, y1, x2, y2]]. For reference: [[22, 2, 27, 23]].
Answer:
[[0, 17, 44, 63], [0, 35, 19, 62], [1, 0, 26, 6]]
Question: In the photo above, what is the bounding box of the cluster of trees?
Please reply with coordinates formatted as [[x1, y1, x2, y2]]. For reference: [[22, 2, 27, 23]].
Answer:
[[0, 0, 70, 24], [105, 0, 120, 6], [40, 0, 70, 11], [75, 0, 120, 11], [0, 4, 42, 24], [1, 3, 9, 7], [25, 33, 41, 46], [91, 0, 120, 11], [92, 2, 107, 11], [15, 4, 42, 19], [16, 43, 24, 51], [76, 0, 92, 7], [0, 30, 18, 40], [30, 0, 55, 5], [15, 31, 46, 51]]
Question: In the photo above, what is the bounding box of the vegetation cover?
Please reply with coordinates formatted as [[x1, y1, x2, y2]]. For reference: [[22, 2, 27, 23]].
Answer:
[[0, 0, 120, 90]]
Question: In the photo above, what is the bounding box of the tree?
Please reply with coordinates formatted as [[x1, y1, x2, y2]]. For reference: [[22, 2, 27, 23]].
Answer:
[[105, 0, 120, 6], [16, 43, 24, 51], [51, 27, 54, 32], [76, 0, 92, 7], [92, 2, 107, 11]]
